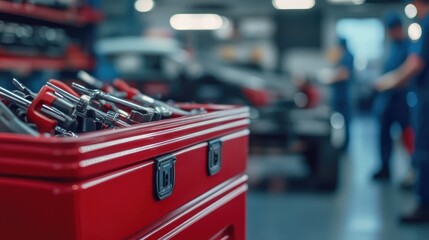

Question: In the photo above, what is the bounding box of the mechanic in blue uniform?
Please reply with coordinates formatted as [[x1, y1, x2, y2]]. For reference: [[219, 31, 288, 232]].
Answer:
[[330, 38, 354, 150], [376, 0, 429, 223], [373, 13, 412, 180]]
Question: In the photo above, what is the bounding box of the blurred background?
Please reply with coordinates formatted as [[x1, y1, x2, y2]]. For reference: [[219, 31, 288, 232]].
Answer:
[[1, 0, 429, 239]]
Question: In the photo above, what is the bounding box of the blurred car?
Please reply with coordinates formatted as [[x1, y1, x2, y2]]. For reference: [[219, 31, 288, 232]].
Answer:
[[208, 65, 344, 191], [96, 36, 344, 191], [96, 36, 190, 99]]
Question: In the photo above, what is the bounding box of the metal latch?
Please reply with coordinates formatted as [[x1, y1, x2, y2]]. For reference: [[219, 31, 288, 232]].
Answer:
[[208, 139, 222, 176], [154, 155, 176, 200]]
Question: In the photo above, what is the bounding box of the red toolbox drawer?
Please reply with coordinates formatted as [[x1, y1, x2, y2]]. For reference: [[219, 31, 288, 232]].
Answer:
[[132, 175, 248, 240], [0, 104, 249, 240]]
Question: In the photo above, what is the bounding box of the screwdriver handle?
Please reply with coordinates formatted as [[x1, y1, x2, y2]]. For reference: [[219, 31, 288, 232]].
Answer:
[[27, 91, 58, 134], [0, 87, 56, 133], [28, 86, 77, 134]]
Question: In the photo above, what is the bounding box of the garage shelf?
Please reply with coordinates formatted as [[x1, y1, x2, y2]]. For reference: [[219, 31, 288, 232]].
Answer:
[[0, 1, 102, 26], [0, 55, 95, 71]]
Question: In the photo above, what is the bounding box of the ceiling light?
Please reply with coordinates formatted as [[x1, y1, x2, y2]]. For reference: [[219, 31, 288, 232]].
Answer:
[[408, 23, 422, 41], [351, 0, 365, 5], [405, 4, 418, 19], [328, 0, 365, 5], [170, 14, 224, 31], [272, 0, 315, 10], [135, 0, 154, 13]]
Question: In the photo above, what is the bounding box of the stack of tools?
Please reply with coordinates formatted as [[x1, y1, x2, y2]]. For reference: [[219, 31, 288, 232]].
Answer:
[[0, 71, 205, 137]]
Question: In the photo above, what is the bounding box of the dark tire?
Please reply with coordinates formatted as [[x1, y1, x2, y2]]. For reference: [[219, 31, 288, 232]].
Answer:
[[303, 136, 340, 192]]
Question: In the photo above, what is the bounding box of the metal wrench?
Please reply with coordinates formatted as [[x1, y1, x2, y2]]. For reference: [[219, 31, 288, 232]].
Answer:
[[72, 83, 159, 119], [46, 82, 130, 128]]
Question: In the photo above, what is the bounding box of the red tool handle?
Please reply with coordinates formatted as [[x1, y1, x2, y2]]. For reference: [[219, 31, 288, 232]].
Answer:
[[113, 79, 140, 100], [27, 86, 58, 134], [48, 79, 80, 98]]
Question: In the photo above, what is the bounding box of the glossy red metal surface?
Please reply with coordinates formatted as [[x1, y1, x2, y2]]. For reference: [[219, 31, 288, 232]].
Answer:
[[0, 105, 249, 179], [0, 105, 249, 240], [133, 179, 248, 240]]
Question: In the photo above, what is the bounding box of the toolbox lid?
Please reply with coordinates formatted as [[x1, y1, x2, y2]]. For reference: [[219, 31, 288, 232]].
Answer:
[[0, 104, 249, 180]]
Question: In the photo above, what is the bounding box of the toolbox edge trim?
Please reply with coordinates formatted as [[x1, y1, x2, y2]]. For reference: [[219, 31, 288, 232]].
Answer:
[[0, 105, 249, 143], [80, 161, 153, 189], [78, 119, 249, 167], [78, 113, 249, 153], [219, 129, 250, 142]]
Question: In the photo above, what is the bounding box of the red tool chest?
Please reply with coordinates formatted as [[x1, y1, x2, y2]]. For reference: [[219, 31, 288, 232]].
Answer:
[[0, 104, 249, 240]]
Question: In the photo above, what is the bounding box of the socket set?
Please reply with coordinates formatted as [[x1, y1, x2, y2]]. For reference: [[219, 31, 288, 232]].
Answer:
[[0, 71, 204, 137]]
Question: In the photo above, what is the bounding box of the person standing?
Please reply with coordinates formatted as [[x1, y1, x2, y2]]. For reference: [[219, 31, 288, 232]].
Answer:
[[329, 38, 354, 150], [372, 13, 413, 181], [376, 0, 429, 223]]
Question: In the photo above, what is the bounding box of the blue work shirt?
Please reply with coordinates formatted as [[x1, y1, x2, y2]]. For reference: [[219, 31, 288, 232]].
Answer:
[[375, 38, 410, 115], [409, 14, 429, 205], [331, 49, 354, 115], [409, 14, 429, 151], [384, 39, 409, 73], [410, 14, 429, 88]]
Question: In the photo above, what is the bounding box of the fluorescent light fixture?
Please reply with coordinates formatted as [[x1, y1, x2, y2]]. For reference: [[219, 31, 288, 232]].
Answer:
[[409, 23, 422, 41], [170, 14, 224, 30], [405, 4, 417, 19], [272, 0, 315, 10], [135, 0, 154, 13], [351, 0, 365, 5], [328, 0, 365, 5]]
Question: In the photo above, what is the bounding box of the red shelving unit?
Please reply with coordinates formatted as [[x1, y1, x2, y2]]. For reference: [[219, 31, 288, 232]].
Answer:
[[0, 1, 101, 72], [0, 55, 95, 71], [0, 1, 102, 26]]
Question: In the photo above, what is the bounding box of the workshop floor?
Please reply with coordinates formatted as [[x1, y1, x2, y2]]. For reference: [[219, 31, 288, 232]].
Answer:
[[247, 116, 429, 240]]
